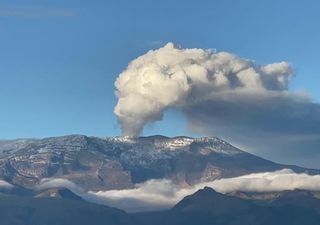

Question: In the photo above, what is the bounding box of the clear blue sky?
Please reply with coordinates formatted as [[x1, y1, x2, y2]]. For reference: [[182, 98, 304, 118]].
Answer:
[[1, 0, 320, 139]]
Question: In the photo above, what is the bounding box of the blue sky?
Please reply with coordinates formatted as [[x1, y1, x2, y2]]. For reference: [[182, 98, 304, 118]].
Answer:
[[1, 0, 319, 139]]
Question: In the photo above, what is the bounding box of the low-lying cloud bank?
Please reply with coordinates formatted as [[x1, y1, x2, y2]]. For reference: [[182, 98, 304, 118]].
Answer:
[[114, 43, 320, 168], [38, 169, 320, 212], [36, 178, 84, 193], [0, 180, 13, 189]]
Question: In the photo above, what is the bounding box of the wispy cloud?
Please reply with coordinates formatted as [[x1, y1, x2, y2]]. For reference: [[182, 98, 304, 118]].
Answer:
[[0, 6, 77, 18]]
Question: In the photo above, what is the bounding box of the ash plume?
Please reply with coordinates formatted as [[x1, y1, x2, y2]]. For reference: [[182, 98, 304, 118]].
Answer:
[[114, 43, 294, 136], [114, 43, 320, 166]]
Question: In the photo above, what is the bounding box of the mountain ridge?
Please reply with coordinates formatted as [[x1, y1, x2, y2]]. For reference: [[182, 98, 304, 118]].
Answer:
[[0, 135, 318, 191]]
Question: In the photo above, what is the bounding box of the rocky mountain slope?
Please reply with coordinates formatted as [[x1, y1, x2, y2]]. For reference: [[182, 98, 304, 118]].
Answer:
[[0, 135, 317, 190]]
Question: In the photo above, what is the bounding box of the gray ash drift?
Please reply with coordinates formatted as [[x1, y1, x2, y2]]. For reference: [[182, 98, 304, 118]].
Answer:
[[0, 135, 317, 190]]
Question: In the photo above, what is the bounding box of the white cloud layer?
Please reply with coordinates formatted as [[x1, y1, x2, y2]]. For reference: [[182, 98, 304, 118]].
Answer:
[[0, 180, 13, 189], [36, 178, 84, 193], [37, 169, 320, 212]]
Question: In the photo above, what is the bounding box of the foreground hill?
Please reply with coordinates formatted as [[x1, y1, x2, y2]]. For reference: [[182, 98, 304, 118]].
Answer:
[[3, 186, 320, 225], [0, 192, 141, 225], [137, 187, 320, 225], [0, 135, 317, 190]]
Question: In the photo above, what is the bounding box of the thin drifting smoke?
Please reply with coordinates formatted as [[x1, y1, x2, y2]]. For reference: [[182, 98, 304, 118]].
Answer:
[[114, 43, 294, 136]]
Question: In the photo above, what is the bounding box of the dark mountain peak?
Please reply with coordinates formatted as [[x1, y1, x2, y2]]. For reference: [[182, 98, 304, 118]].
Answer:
[[57, 188, 83, 201], [192, 186, 219, 196], [178, 186, 221, 202], [173, 186, 251, 213], [179, 186, 234, 201]]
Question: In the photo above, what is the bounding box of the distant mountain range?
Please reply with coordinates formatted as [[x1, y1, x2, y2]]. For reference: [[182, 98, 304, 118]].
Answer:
[[0, 135, 317, 190]]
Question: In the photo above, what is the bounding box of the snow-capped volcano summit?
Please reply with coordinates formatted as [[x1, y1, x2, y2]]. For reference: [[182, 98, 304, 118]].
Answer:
[[0, 135, 317, 191]]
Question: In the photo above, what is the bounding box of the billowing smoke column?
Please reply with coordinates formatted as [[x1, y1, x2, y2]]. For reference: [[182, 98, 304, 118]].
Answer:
[[114, 43, 293, 136]]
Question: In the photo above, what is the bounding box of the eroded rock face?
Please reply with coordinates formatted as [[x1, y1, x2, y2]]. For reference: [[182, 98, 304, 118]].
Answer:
[[0, 135, 315, 191]]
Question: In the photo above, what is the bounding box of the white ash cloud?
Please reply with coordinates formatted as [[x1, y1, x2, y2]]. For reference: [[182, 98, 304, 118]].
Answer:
[[114, 43, 320, 167], [114, 42, 294, 136]]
